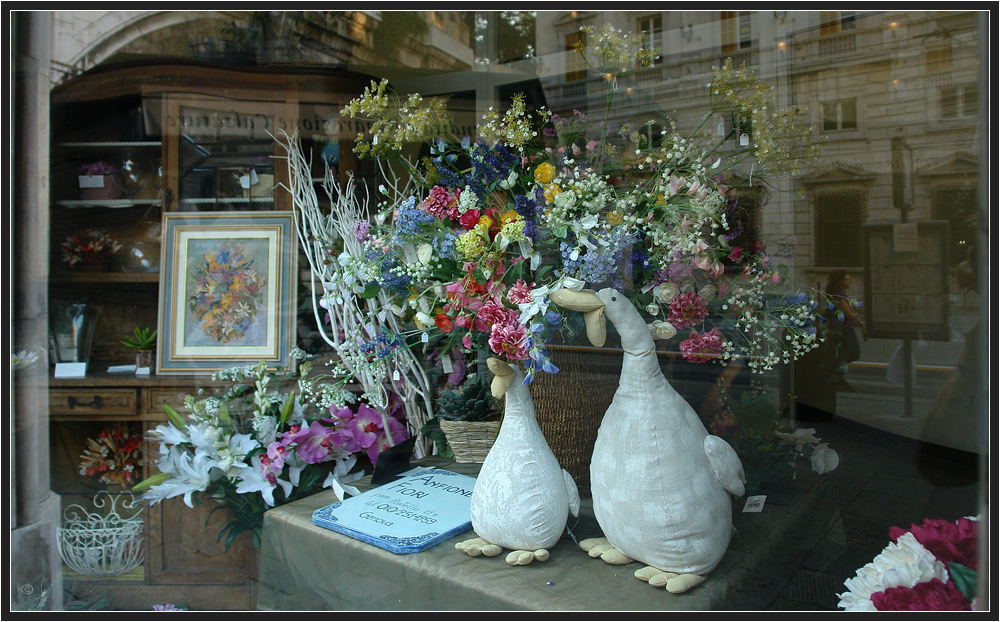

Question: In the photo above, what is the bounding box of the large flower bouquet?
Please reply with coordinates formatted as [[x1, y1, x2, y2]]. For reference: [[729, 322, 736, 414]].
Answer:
[[78, 425, 144, 489], [133, 351, 406, 548], [838, 516, 980, 611], [334, 26, 824, 397]]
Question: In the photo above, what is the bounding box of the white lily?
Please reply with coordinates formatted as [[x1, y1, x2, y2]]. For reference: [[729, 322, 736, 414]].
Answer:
[[234, 453, 293, 508]]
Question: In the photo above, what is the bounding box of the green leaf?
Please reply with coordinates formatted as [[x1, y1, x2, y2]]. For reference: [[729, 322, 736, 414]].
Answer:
[[279, 391, 297, 425], [131, 472, 169, 492], [163, 403, 187, 430], [948, 561, 977, 603], [360, 284, 381, 299], [553, 226, 568, 239]]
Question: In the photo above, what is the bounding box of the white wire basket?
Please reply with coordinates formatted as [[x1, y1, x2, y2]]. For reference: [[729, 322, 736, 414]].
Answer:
[[57, 491, 144, 576]]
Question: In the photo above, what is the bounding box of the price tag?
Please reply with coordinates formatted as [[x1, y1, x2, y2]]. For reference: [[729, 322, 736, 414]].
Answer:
[[441, 355, 454, 374], [78, 175, 105, 189], [742, 495, 766, 513]]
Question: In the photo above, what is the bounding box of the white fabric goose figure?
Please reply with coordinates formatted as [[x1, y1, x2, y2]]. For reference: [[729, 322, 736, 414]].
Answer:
[[550, 287, 746, 593], [455, 358, 580, 565]]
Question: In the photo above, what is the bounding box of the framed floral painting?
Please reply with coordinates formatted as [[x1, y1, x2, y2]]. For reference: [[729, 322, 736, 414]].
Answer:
[[157, 211, 297, 374]]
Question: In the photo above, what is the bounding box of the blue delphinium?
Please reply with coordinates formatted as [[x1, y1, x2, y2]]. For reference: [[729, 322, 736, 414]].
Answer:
[[393, 196, 436, 244], [562, 226, 638, 286]]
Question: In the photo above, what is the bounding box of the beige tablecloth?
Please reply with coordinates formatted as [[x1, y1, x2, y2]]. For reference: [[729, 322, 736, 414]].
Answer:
[[257, 459, 823, 611]]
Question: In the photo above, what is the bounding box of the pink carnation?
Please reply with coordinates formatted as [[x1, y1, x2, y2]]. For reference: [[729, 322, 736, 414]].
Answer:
[[478, 299, 519, 331], [507, 279, 535, 305], [871, 579, 970, 611], [667, 291, 709, 329], [488, 322, 529, 360], [679, 327, 724, 364]]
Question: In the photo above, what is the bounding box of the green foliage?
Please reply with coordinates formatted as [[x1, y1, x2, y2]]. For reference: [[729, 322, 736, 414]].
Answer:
[[948, 562, 978, 603], [435, 374, 497, 422], [715, 387, 800, 495], [420, 418, 453, 460], [121, 326, 157, 350]]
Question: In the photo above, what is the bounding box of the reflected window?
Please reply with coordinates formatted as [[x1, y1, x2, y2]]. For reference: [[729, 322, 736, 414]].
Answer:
[[941, 84, 978, 119], [565, 30, 587, 82], [721, 11, 752, 53], [926, 42, 953, 73], [816, 189, 865, 267], [637, 14, 663, 65], [822, 98, 858, 132], [820, 11, 856, 35]]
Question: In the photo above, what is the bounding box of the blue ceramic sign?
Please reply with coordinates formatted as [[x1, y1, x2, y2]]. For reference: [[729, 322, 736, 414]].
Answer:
[[312, 468, 477, 554]]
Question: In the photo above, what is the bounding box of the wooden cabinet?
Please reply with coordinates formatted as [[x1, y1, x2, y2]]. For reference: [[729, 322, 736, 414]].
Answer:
[[49, 374, 255, 610], [48, 62, 372, 610]]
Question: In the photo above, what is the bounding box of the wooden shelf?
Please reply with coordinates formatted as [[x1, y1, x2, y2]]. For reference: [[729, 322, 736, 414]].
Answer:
[[50, 271, 159, 284], [56, 198, 161, 209]]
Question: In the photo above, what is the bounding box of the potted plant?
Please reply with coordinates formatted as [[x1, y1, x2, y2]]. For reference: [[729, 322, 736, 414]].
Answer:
[[433, 373, 502, 464], [78, 161, 124, 200], [121, 327, 157, 372]]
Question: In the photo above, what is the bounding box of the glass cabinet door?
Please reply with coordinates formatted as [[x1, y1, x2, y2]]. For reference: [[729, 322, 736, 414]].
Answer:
[[163, 97, 292, 212]]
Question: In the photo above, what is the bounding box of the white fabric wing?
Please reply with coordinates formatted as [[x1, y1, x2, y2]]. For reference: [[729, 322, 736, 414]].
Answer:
[[704, 435, 746, 497]]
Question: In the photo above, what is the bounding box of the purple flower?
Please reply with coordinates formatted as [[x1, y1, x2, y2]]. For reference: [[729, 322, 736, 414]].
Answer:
[[280, 420, 340, 464], [152, 604, 186, 611], [329, 403, 409, 465]]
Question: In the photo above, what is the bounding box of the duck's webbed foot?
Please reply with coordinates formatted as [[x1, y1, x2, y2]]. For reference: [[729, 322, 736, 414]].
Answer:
[[455, 537, 502, 557], [635, 566, 706, 593], [579, 537, 633, 565], [505, 549, 551, 565]]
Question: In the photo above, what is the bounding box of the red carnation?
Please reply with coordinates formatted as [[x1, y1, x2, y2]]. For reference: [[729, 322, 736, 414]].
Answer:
[[872, 579, 970, 611], [889, 518, 978, 571]]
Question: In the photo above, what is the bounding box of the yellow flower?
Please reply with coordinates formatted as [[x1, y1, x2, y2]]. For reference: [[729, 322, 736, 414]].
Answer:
[[543, 183, 561, 204], [534, 162, 556, 184], [478, 215, 494, 229], [499, 209, 520, 225], [607, 211, 623, 224]]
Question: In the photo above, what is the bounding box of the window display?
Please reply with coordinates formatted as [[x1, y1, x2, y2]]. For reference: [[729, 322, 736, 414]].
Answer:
[[10, 9, 987, 613]]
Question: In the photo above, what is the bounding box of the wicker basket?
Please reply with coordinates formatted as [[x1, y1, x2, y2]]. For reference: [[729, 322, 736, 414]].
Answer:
[[439, 419, 501, 464], [529, 344, 622, 499]]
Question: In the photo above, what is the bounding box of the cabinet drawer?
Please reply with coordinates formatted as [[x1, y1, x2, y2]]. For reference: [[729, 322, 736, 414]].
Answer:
[[146, 388, 193, 418], [50, 388, 138, 416]]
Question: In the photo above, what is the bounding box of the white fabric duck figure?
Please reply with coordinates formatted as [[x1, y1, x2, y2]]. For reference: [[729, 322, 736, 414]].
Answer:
[[550, 287, 746, 593], [455, 358, 580, 565]]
